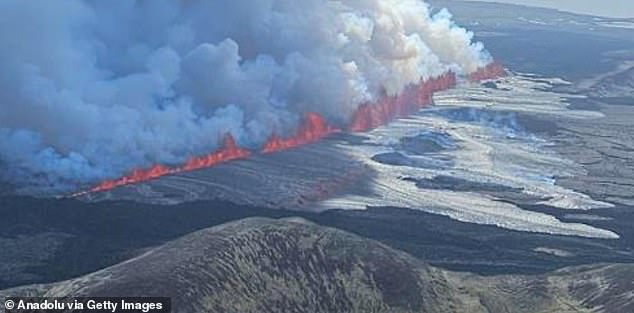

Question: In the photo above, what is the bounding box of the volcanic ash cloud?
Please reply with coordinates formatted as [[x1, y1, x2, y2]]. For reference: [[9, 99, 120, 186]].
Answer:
[[0, 0, 493, 193]]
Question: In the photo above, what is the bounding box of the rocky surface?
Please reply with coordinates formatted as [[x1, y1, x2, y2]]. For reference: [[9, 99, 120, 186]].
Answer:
[[2, 218, 632, 313]]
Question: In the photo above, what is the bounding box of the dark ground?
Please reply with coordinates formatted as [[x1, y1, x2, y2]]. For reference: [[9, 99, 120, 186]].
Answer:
[[1, 194, 633, 290], [2, 0, 634, 291]]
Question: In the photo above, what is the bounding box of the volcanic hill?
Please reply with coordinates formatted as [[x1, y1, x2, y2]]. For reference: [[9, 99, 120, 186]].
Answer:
[[2, 218, 632, 313]]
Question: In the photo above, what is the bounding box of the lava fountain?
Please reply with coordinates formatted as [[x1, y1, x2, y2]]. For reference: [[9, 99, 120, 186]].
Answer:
[[74, 134, 250, 195], [349, 72, 457, 132], [469, 63, 507, 82], [77, 65, 505, 196], [179, 134, 251, 172], [261, 112, 339, 154]]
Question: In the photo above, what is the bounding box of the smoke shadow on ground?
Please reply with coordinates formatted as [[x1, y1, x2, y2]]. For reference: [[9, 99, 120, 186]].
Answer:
[[402, 175, 522, 193], [398, 131, 456, 154], [371, 152, 452, 169], [370, 130, 456, 169]]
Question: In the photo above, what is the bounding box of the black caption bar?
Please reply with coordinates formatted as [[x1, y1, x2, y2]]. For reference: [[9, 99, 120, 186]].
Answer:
[[3, 297, 170, 313]]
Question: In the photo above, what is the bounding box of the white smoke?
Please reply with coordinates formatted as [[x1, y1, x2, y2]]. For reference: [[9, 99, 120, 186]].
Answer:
[[0, 0, 492, 193]]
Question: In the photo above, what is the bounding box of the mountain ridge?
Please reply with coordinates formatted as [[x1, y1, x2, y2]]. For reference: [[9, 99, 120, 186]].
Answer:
[[2, 217, 633, 313]]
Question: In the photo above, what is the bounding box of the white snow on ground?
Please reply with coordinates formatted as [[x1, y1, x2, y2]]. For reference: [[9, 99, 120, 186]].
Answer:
[[316, 74, 618, 239]]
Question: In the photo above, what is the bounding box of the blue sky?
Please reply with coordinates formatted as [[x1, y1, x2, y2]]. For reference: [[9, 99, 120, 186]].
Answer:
[[465, 0, 634, 18]]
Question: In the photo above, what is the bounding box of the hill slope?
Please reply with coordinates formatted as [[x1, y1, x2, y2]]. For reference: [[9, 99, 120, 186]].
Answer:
[[2, 218, 633, 313]]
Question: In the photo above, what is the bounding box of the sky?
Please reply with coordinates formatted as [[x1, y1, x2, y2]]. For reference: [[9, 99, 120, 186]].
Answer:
[[464, 0, 634, 18]]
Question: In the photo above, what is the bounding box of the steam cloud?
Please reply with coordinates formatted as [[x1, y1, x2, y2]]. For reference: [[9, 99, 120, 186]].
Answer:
[[0, 0, 492, 193]]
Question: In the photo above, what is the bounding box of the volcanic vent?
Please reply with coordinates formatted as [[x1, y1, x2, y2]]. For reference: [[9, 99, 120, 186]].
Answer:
[[77, 64, 504, 207], [262, 113, 339, 154], [0, 0, 505, 196]]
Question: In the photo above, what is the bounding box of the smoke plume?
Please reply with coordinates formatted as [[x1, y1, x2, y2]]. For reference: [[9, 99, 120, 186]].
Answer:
[[0, 0, 493, 193]]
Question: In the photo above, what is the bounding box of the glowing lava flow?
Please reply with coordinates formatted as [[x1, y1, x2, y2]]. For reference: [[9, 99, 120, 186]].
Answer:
[[78, 134, 250, 195], [261, 112, 339, 153], [469, 62, 507, 82], [77, 64, 506, 196], [349, 72, 457, 132], [178, 134, 251, 172], [86, 164, 174, 194]]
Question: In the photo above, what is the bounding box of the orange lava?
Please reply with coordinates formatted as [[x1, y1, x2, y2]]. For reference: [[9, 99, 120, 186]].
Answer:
[[83, 134, 250, 194], [261, 112, 339, 153], [179, 134, 251, 172], [88, 164, 174, 193], [349, 72, 457, 132], [78, 63, 506, 196], [468, 62, 507, 82]]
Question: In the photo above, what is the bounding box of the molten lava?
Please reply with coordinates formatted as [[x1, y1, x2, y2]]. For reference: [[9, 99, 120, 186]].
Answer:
[[88, 164, 174, 193], [469, 63, 507, 82], [85, 134, 249, 194], [350, 72, 457, 132], [261, 112, 339, 153], [79, 63, 506, 196], [179, 135, 251, 172]]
